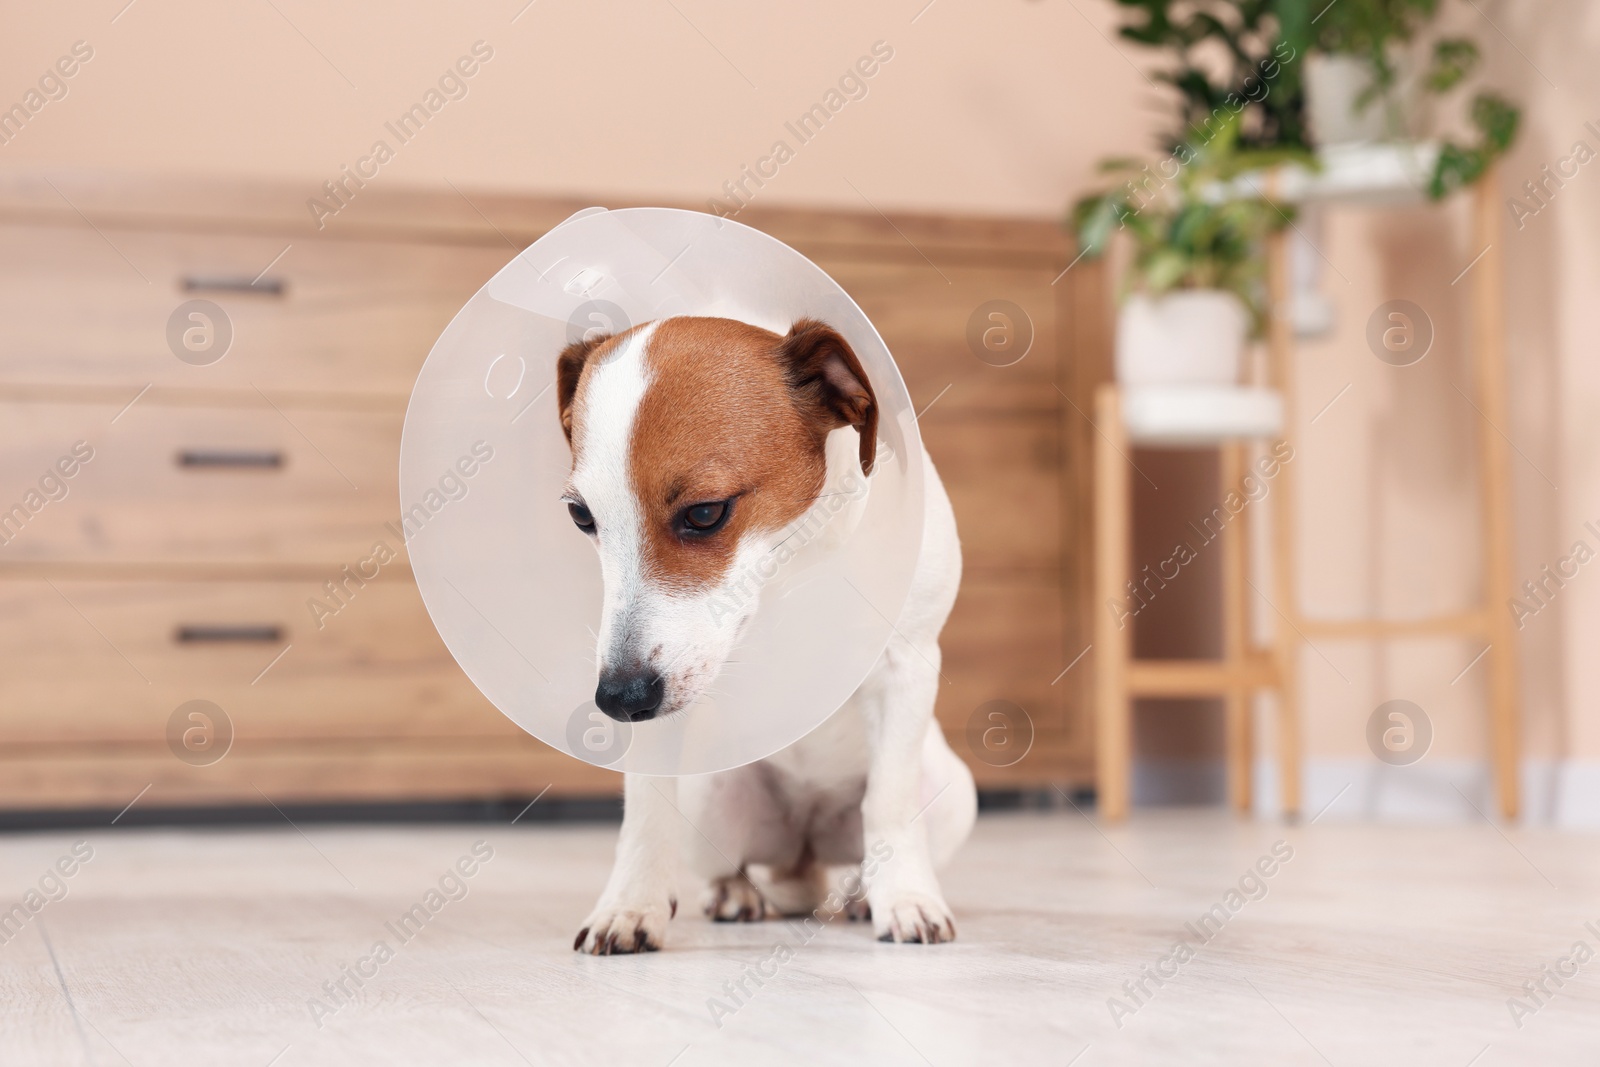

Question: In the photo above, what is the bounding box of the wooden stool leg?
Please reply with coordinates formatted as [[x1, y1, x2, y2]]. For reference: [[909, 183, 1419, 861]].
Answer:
[[1269, 458, 1301, 821], [1472, 165, 1521, 820], [1266, 221, 1302, 821], [1220, 443, 1253, 814], [1095, 385, 1133, 822]]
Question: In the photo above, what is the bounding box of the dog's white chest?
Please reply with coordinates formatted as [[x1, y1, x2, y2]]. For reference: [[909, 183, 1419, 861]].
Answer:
[[760, 690, 872, 791]]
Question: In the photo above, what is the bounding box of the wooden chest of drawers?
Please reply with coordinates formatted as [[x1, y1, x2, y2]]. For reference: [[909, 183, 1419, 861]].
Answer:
[[0, 174, 1104, 811]]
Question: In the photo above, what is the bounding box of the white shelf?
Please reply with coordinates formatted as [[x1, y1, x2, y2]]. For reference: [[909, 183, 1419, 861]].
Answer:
[[1122, 385, 1284, 446], [1215, 141, 1441, 206]]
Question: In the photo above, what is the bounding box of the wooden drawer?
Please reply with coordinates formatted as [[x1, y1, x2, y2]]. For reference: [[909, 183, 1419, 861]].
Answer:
[[0, 740, 617, 810], [0, 225, 509, 396], [925, 410, 1061, 577], [0, 399, 400, 564], [0, 573, 1085, 784], [936, 577, 1087, 780], [0, 577, 520, 745]]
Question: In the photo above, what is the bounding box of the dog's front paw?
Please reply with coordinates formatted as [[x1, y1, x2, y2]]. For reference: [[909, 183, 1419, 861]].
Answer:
[[872, 891, 956, 944], [574, 896, 676, 955], [704, 874, 773, 922]]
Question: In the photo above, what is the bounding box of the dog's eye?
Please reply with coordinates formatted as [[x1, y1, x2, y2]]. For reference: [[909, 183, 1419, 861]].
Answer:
[[681, 501, 729, 535], [568, 501, 596, 533]]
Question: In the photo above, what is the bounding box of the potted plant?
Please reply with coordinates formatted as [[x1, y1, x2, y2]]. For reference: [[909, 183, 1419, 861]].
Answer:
[[1295, 0, 1442, 145], [1111, 0, 1311, 153], [1070, 113, 1301, 387], [1108, 0, 1521, 199], [1285, 0, 1520, 195]]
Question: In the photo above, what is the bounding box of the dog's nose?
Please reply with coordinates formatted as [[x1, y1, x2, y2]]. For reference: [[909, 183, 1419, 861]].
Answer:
[[594, 668, 665, 722]]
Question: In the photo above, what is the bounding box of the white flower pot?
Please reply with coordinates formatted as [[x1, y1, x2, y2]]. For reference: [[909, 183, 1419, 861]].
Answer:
[[1115, 290, 1249, 387], [1305, 53, 1422, 147]]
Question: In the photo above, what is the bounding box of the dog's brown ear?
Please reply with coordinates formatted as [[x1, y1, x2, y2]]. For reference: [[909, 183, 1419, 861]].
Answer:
[[555, 333, 612, 443], [776, 318, 879, 476]]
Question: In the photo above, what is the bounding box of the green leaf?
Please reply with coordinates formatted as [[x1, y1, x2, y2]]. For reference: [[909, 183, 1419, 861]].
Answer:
[[1069, 196, 1116, 257], [1142, 248, 1191, 293], [1472, 92, 1520, 152], [1428, 143, 1486, 200], [1427, 92, 1521, 200], [1426, 38, 1479, 92], [1097, 156, 1147, 175]]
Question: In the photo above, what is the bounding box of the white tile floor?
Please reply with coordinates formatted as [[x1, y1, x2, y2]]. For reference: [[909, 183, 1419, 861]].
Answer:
[[1, 809, 1597, 1065]]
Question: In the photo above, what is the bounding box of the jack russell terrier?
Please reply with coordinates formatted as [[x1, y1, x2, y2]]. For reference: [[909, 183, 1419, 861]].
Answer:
[[556, 315, 975, 953]]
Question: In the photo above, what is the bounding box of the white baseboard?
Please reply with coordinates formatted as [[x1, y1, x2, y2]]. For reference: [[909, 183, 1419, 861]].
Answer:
[[1552, 761, 1600, 827], [1129, 757, 1600, 828]]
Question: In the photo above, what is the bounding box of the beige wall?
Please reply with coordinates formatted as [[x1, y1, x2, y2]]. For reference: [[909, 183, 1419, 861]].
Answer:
[[4, 1, 1597, 780], [0, 0, 1144, 217], [1504, 1, 1600, 766]]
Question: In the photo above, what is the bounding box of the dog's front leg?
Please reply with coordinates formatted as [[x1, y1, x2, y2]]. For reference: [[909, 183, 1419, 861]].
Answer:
[[859, 644, 957, 944], [575, 773, 679, 954]]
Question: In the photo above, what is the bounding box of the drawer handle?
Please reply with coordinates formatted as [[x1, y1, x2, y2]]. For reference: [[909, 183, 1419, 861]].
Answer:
[[181, 274, 287, 297], [177, 449, 284, 469], [175, 624, 284, 644]]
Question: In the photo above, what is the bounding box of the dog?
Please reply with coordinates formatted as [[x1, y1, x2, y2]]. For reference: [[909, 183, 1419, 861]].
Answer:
[[555, 314, 976, 953]]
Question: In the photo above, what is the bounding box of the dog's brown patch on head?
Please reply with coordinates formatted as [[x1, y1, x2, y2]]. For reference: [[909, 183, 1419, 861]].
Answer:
[[628, 316, 877, 592]]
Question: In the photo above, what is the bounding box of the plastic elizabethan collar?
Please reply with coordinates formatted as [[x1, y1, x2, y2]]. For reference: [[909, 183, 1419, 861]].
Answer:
[[400, 207, 923, 776]]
